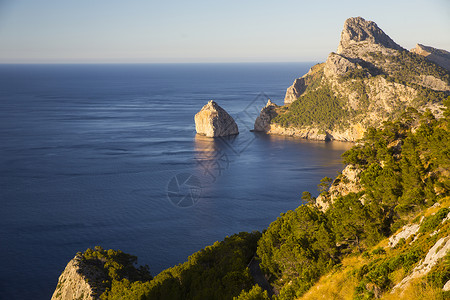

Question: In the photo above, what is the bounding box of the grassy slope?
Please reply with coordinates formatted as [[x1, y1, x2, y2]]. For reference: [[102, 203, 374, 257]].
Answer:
[[300, 197, 450, 300]]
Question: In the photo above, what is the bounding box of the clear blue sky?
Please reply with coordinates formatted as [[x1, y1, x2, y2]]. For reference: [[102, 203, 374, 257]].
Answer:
[[0, 0, 449, 63]]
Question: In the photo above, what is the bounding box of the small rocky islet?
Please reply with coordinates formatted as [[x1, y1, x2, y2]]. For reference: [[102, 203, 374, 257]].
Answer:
[[194, 100, 239, 137]]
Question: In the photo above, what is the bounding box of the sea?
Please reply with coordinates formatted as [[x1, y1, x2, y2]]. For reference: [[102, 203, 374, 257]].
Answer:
[[0, 63, 352, 299]]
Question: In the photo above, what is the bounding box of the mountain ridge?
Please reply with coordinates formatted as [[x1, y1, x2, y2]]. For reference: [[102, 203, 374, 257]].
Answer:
[[255, 17, 449, 142]]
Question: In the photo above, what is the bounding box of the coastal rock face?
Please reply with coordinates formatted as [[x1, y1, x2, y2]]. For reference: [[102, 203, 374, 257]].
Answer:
[[51, 254, 105, 300], [277, 17, 450, 141], [195, 100, 239, 137], [284, 63, 324, 105], [411, 43, 450, 71], [284, 77, 307, 105], [254, 100, 278, 131]]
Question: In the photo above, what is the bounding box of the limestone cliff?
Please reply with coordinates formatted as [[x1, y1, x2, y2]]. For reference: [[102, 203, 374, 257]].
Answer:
[[268, 17, 450, 141], [51, 254, 106, 300], [195, 100, 239, 137]]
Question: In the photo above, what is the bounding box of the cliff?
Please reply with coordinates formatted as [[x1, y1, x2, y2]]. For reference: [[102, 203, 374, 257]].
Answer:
[[260, 17, 449, 141], [52, 247, 152, 300], [51, 254, 106, 300]]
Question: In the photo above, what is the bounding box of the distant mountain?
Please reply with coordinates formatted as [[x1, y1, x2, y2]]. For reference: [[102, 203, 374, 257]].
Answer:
[[255, 17, 450, 141]]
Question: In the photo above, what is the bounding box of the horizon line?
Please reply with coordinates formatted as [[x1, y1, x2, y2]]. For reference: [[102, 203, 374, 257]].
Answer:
[[0, 60, 320, 65]]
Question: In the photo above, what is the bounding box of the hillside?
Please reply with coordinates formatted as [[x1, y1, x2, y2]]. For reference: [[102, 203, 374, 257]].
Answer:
[[254, 98, 450, 299], [255, 17, 450, 141]]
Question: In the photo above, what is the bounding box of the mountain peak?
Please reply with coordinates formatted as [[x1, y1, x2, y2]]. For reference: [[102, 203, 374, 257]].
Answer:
[[337, 17, 403, 54]]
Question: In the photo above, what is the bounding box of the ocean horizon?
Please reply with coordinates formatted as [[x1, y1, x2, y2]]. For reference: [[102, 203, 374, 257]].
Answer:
[[0, 62, 352, 299]]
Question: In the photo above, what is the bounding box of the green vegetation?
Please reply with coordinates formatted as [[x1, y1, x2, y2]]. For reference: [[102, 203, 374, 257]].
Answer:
[[387, 51, 450, 85], [256, 98, 450, 299], [234, 285, 271, 300], [257, 205, 337, 299], [80, 232, 261, 299], [75, 246, 152, 298], [272, 85, 348, 130], [365, 50, 450, 85]]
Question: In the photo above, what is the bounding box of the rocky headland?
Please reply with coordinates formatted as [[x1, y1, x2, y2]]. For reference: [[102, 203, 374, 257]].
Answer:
[[256, 17, 450, 141], [51, 254, 106, 300]]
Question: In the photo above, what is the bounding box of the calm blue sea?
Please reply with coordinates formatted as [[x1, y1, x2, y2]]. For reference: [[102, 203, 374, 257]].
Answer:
[[0, 63, 352, 299]]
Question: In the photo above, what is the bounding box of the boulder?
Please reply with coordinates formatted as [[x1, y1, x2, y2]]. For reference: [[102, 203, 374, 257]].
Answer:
[[194, 100, 239, 137]]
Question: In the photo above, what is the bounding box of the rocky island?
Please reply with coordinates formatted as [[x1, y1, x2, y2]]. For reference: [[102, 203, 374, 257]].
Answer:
[[194, 100, 239, 137], [256, 17, 449, 141]]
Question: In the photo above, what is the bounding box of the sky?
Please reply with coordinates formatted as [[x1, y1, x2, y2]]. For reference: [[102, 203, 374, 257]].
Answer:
[[0, 0, 449, 63]]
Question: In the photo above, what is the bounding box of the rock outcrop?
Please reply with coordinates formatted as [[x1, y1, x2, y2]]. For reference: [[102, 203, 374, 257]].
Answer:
[[316, 164, 363, 210], [388, 223, 421, 248], [411, 43, 450, 71], [51, 254, 106, 300], [277, 17, 450, 141], [393, 236, 450, 292], [284, 77, 307, 105], [195, 100, 239, 137], [323, 53, 358, 78], [254, 100, 278, 131], [284, 62, 324, 105]]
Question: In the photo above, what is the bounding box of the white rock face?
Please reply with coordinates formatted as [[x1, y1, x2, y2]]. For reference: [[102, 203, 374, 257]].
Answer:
[[443, 280, 450, 291], [393, 236, 450, 292], [388, 223, 420, 248], [284, 77, 307, 105], [194, 100, 239, 137], [254, 100, 278, 132], [266, 123, 365, 142], [51, 255, 99, 300], [323, 53, 358, 78], [316, 164, 363, 211], [337, 17, 403, 54]]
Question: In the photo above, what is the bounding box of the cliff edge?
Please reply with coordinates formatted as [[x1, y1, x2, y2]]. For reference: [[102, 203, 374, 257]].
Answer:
[[51, 254, 106, 300]]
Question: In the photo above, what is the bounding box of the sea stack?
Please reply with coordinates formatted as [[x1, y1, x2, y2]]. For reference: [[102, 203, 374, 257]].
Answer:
[[254, 99, 278, 132], [194, 100, 239, 137]]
